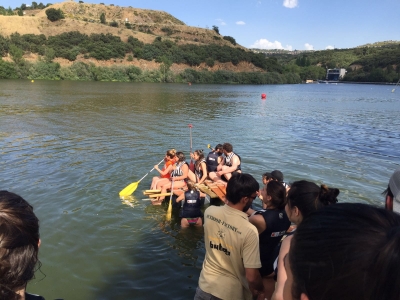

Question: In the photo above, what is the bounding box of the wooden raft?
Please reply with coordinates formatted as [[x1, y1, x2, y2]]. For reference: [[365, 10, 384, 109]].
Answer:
[[204, 180, 226, 203]]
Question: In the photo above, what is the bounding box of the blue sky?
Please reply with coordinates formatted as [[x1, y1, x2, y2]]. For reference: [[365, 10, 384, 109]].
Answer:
[[1, 0, 400, 50]]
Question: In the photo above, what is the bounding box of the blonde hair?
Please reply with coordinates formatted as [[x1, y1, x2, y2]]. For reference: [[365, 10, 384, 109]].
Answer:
[[166, 149, 176, 159]]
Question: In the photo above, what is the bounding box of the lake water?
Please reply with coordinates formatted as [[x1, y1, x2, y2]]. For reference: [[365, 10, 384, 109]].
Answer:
[[1, 80, 399, 299]]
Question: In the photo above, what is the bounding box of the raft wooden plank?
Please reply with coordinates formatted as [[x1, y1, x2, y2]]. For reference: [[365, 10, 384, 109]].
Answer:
[[148, 193, 174, 198], [217, 184, 226, 195], [143, 190, 161, 195], [206, 183, 226, 202], [197, 183, 218, 199]]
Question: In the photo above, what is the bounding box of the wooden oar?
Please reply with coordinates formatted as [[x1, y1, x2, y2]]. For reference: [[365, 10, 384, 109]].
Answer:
[[166, 179, 175, 221], [119, 159, 164, 197], [189, 124, 195, 172]]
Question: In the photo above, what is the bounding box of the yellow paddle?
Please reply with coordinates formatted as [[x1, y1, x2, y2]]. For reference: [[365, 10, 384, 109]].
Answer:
[[119, 159, 164, 197], [166, 179, 175, 221]]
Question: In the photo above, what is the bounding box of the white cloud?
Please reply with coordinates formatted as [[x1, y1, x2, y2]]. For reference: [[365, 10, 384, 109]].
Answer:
[[304, 43, 314, 50], [250, 39, 293, 50], [283, 0, 298, 8], [216, 19, 226, 26], [325, 45, 334, 50], [236, 21, 246, 25]]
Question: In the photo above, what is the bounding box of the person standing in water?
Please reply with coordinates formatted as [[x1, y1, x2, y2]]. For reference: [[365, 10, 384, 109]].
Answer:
[[176, 180, 203, 228], [195, 173, 264, 300]]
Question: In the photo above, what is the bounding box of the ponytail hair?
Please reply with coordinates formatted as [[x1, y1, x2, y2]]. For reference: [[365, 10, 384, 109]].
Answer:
[[166, 149, 176, 159], [266, 181, 286, 210], [0, 191, 40, 300], [176, 152, 186, 162], [290, 203, 400, 300], [287, 180, 339, 219]]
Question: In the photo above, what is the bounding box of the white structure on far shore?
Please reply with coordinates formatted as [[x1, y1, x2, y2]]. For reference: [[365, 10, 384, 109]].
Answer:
[[326, 68, 346, 81]]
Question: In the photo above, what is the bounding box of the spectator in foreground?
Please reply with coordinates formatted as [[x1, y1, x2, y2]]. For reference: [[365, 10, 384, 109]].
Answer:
[[194, 173, 264, 300], [384, 166, 400, 214], [285, 203, 400, 300], [272, 180, 339, 300], [0, 191, 44, 300]]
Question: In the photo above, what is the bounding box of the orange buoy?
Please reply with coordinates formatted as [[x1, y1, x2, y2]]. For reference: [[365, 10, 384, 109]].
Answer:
[[261, 93, 267, 99]]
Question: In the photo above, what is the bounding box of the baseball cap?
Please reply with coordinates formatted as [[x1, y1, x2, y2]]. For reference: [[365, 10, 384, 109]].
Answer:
[[263, 170, 284, 182], [389, 167, 400, 213]]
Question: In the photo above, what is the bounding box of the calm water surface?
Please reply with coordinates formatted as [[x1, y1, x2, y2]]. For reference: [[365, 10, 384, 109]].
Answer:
[[1, 80, 399, 299]]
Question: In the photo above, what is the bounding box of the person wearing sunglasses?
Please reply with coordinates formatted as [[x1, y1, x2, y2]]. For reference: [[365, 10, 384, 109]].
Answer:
[[195, 173, 264, 300]]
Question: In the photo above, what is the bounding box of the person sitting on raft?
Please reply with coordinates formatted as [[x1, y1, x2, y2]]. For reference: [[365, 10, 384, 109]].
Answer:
[[176, 180, 203, 228], [246, 181, 291, 300], [150, 149, 176, 190], [285, 203, 400, 300], [205, 144, 223, 174], [152, 152, 189, 205], [272, 180, 339, 300], [0, 191, 45, 300], [209, 143, 241, 185], [188, 149, 208, 185]]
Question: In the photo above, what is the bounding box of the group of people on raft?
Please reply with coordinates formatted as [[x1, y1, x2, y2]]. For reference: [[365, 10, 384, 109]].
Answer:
[[147, 143, 400, 300], [148, 143, 237, 226]]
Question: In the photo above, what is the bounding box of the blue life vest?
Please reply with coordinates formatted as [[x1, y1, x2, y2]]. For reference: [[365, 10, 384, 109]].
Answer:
[[206, 151, 220, 172], [181, 190, 202, 218]]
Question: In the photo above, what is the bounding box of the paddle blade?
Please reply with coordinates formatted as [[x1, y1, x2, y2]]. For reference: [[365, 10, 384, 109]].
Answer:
[[166, 199, 172, 221], [119, 181, 139, 197]]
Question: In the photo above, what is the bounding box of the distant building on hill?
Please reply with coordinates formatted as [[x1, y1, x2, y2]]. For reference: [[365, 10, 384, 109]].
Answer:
[[326, 68, 346, 81]]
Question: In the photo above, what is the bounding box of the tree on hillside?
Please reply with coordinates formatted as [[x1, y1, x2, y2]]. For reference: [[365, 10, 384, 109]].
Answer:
[[223, 36, 236, 45], [212, 25, 220, 35], [100, 12, 106, 24], [45, 8, 64, 21], [9, 45, 24, 64]]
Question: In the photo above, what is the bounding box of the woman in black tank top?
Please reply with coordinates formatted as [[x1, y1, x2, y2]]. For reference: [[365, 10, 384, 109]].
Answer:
[[248, 181, 290, 300]]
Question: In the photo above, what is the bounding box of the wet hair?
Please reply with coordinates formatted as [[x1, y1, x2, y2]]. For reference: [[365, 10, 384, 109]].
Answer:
[[287, 180, 339, 219], [226, 173, 259, 205], [290, 203, 400, 300], [166, 149, 176, 159], [222, 143, 233, 153], [0, 191, 40, 300], [186, 180, 196, 191], [175, 152, 186, 162], [194, 150, 205, 169], [266, 181, 286, 210]]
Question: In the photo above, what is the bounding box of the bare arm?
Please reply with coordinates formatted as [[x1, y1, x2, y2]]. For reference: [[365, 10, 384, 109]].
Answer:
[[198, 162, 208, 184], [216, 158, 224, 171], [176, 192, 184, 203], [219, 156, 240, 175], [245, 268, 265, 300], [272, 235, 293, 300], [248, 214, 266, 234], [155, 164, 173, 176]]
